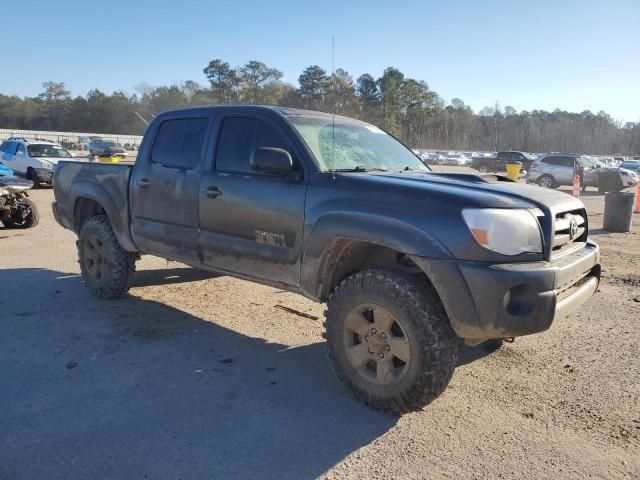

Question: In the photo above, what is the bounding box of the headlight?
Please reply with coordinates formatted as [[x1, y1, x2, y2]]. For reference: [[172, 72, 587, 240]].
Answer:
[[462, 208, 543, 255]]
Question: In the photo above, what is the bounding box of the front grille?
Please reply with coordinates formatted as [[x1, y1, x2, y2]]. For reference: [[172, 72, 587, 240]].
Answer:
[[551, 209, 588, 256]]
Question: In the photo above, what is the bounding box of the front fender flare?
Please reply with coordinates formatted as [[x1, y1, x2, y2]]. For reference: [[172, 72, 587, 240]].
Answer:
[[300, 212, 452, 299]]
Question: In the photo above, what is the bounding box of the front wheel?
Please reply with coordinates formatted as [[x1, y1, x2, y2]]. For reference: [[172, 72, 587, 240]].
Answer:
[[26, 168, 41, 188], [1, 198, 39, 228], [325, 269, 458, 414], [78, 215, 136, 299]]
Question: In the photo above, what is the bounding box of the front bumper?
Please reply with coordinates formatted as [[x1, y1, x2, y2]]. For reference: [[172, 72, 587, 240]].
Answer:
[[34, 169, 54, 183], [410, 241, 600, 340]]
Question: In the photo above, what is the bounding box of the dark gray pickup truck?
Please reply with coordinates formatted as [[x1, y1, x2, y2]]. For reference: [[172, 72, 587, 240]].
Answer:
[[52, 106, 600, 413]]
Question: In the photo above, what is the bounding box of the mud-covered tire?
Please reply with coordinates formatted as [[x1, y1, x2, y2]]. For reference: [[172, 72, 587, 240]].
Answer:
[[2, 198, 39, 228], [325, 269, 458, 414], [78, 215, 136, 299]]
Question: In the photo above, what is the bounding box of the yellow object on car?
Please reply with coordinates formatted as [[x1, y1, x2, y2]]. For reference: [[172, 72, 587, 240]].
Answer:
[[97, 156, 121, 163]]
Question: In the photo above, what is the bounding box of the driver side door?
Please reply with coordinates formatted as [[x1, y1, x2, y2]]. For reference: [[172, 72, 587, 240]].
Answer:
[[198, 114, 308, 287]]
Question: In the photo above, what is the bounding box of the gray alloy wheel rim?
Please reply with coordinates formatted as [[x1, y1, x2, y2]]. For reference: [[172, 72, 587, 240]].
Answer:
[[83, 234, 107, 281], [342, 303, 412, 386], [539, 176, 553, 188]]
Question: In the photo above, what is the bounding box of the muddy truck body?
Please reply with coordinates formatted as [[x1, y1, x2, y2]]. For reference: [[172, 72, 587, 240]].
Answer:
[[53, 106, 600, 413]]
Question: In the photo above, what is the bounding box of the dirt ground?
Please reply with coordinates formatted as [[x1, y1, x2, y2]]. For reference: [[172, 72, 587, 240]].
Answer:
[[1, 181, 639, 480]]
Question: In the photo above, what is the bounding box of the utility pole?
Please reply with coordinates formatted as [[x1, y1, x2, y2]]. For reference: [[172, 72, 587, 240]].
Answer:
[[494, 100, 499, 151]]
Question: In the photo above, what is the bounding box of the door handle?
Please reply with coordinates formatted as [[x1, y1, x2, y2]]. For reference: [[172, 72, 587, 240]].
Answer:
[[201, 186, 222, 199], [138, 178, 150, 188]]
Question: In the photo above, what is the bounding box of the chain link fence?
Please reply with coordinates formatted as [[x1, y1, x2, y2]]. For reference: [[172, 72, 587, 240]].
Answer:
[[0, 128, 143, 151]]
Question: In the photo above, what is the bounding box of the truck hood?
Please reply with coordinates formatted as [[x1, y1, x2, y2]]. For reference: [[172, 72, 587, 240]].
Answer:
[[353, 170, 584, 213]]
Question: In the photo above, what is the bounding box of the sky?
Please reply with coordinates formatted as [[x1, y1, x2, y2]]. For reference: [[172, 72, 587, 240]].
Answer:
[[2, 0, 639, 122]]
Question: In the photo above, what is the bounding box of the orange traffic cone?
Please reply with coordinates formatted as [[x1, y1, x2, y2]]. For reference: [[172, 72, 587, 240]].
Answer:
[[572, 175, 581, 198]]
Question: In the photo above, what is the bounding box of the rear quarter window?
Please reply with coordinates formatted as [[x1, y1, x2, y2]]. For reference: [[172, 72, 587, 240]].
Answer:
[[151, 117, 209, 169]]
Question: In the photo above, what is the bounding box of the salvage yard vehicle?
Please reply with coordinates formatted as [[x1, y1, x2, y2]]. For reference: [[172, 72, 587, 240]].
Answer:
[[52, 106, 601, 413], [472, 151, 534, 173], [0, 138, 72, 187], [88, 138, 127, 158], [527, 154, 638, 190], [0, 175, 38, 228]]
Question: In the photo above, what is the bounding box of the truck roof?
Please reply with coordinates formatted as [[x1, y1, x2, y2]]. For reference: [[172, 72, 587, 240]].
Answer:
[[156, 105, 360, 124]]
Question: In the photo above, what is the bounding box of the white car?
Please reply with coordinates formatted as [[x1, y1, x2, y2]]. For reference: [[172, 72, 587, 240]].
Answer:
[[443, 153, 468, 166], [0, 138, 73, 186]]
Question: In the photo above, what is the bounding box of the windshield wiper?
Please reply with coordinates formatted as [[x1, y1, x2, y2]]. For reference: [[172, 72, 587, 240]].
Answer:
[[400, 166, 431, 172], [330, 166, 388, 173]]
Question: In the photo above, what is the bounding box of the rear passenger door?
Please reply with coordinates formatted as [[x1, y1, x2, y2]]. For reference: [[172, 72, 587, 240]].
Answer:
[[130, 115, 212, 263], [556, 156, 576, 185], [198, 114, 308, 287]]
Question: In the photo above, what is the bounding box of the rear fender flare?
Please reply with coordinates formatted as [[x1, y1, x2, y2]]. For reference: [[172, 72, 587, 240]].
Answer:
[[71, 181, 137, 251]]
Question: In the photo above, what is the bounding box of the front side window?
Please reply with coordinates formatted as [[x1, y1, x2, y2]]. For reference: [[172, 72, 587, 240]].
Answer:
[[286, 113, 427, 171], [215, 117, 289, 174], [16, 144, 26, 155], [151, 117, 209, 169]]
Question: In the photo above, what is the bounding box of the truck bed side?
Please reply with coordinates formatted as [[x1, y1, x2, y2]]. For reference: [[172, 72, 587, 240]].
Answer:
[[52, 161, 138, 251]]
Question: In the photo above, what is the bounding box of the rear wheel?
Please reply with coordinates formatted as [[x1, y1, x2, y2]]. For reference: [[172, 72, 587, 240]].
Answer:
[[325, 269, 458, 413], [78, 215, 136, 299], [537, 174, 556, 188]]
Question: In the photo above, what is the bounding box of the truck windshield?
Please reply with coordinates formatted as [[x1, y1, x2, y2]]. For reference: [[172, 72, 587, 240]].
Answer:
[[286, 113, 427, 172]]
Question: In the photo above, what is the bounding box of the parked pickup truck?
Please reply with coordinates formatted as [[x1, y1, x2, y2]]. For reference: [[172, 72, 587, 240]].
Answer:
[[472, 151, 534, 173], [52, 106, 600, 413]]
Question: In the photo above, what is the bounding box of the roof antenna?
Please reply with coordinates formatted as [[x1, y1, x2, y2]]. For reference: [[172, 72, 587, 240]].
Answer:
[[331, 35, 336, 175]]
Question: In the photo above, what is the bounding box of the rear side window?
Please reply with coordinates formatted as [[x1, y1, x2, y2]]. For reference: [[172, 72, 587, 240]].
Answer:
[[542, 155, 573, 167], [151, 117, 209, 169], [215, 117, 288, 174], [560, 156, 576, 167]]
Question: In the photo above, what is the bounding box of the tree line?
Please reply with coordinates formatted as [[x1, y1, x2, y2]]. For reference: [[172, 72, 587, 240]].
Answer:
[[0, 59, 638, 154]]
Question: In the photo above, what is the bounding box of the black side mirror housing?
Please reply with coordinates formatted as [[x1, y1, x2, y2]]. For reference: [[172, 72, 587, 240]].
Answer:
[[250, 147, 294, 175]]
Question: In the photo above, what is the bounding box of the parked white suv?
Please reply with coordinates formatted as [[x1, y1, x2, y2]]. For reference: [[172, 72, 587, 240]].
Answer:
[[0, 138, 73, 186]]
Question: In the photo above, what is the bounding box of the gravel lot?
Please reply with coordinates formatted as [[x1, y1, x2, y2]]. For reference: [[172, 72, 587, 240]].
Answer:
[[1, 181, 639, 479]]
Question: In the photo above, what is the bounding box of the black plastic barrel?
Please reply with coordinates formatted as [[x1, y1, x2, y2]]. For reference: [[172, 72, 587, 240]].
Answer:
[[603, 192, 636, 232]]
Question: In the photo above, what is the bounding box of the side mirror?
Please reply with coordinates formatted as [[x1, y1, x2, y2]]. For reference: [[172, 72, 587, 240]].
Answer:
[[250, 147, 294, 175]]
